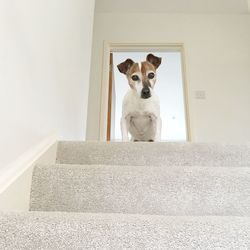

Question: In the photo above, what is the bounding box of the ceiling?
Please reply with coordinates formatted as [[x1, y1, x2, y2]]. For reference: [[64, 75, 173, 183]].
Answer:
[[95, 0, 250, 14]]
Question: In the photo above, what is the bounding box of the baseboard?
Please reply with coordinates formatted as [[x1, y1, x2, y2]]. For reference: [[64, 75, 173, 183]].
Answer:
[[0, 133, 58, 211]]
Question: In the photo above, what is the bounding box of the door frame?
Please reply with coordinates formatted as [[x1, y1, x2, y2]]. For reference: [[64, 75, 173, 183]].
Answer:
[[99, 41, 192, 141]]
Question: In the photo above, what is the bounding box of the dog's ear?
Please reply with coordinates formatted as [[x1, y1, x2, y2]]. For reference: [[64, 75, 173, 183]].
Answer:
[[117, 59, 134, 74], [146, 54, 162, 69]]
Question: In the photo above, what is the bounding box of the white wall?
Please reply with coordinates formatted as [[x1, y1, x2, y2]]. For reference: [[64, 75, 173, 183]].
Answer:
[[87, 13, 250, 143], [0, 0, 95, 169]]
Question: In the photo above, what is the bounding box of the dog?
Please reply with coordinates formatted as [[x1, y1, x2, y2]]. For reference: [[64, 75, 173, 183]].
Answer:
[[117, 53, 162, 142]]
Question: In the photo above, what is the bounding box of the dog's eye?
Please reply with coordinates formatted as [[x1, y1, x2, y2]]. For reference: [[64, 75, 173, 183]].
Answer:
[[131, 75, 139, 81], [148, 72, 155, 79]]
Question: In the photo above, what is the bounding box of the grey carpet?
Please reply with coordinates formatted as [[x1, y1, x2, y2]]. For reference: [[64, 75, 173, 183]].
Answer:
[[2, 142, 250, 249], [0, 211, 250, 250], [56, 141, 250, 167], [30, 164, 250, 216]]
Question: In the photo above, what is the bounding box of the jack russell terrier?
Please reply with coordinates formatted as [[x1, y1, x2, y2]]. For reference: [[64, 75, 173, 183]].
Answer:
[[117, 53, 162, 142]]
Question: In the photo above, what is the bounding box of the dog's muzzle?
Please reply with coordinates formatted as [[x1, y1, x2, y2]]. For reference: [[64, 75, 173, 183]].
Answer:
[[141, 86, 151, 99]]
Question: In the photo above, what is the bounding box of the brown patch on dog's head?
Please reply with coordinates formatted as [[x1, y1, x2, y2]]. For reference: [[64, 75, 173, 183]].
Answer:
[[125, 63, 139, 89], [127, 63, 140, 76], [141, 61, 156, 77]]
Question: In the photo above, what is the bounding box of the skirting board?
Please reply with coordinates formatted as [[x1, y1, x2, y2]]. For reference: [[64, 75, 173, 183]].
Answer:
[[0, 133, 57, 211]]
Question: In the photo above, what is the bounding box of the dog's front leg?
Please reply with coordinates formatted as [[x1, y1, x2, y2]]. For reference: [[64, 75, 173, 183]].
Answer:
[[154, 117, 162, 142], [121, 117, 129, 141]]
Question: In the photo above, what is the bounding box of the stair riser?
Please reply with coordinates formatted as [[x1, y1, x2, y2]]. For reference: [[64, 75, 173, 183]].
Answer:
[[56, 141, 250, 167], [30, 165, 250, 216], [1, 212, 250, 249]]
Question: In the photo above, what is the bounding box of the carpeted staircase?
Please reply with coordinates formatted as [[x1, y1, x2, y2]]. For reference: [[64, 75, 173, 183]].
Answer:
[[1, 141, 250, 249]]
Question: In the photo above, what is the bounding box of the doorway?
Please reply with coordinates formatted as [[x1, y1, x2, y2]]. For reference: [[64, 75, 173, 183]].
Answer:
[[101, 43, 190, 142]]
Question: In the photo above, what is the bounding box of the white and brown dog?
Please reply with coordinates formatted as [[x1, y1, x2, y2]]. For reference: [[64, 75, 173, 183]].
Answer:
[[117, 54, 162, 142]]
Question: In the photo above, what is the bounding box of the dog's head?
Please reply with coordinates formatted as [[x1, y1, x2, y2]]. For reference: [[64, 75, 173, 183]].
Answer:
[[117, 54, 162, 99]]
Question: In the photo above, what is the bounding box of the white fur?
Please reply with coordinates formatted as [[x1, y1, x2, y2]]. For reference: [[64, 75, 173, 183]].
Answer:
[[138, 62, 142, 70], [121, 88, 161, 142], [134, 81, 143, 96]]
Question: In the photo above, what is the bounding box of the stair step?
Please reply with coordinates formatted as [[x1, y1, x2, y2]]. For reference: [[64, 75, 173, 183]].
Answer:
[[30, 164, 250, 216], [56, 141, 250, 167], [1, 211, 249, 249]]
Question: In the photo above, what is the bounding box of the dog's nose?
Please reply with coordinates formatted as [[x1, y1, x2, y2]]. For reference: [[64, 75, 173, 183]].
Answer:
[[141, 87, 151, 99]]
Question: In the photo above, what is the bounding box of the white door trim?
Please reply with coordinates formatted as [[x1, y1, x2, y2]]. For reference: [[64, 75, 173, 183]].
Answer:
[[99, 42, 192, 141]]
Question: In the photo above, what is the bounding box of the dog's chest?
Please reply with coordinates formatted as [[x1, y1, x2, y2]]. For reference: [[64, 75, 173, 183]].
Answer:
[[122, 92, 159, 139], [123, 93, 159, 117], [130, 115, 152, 131]]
